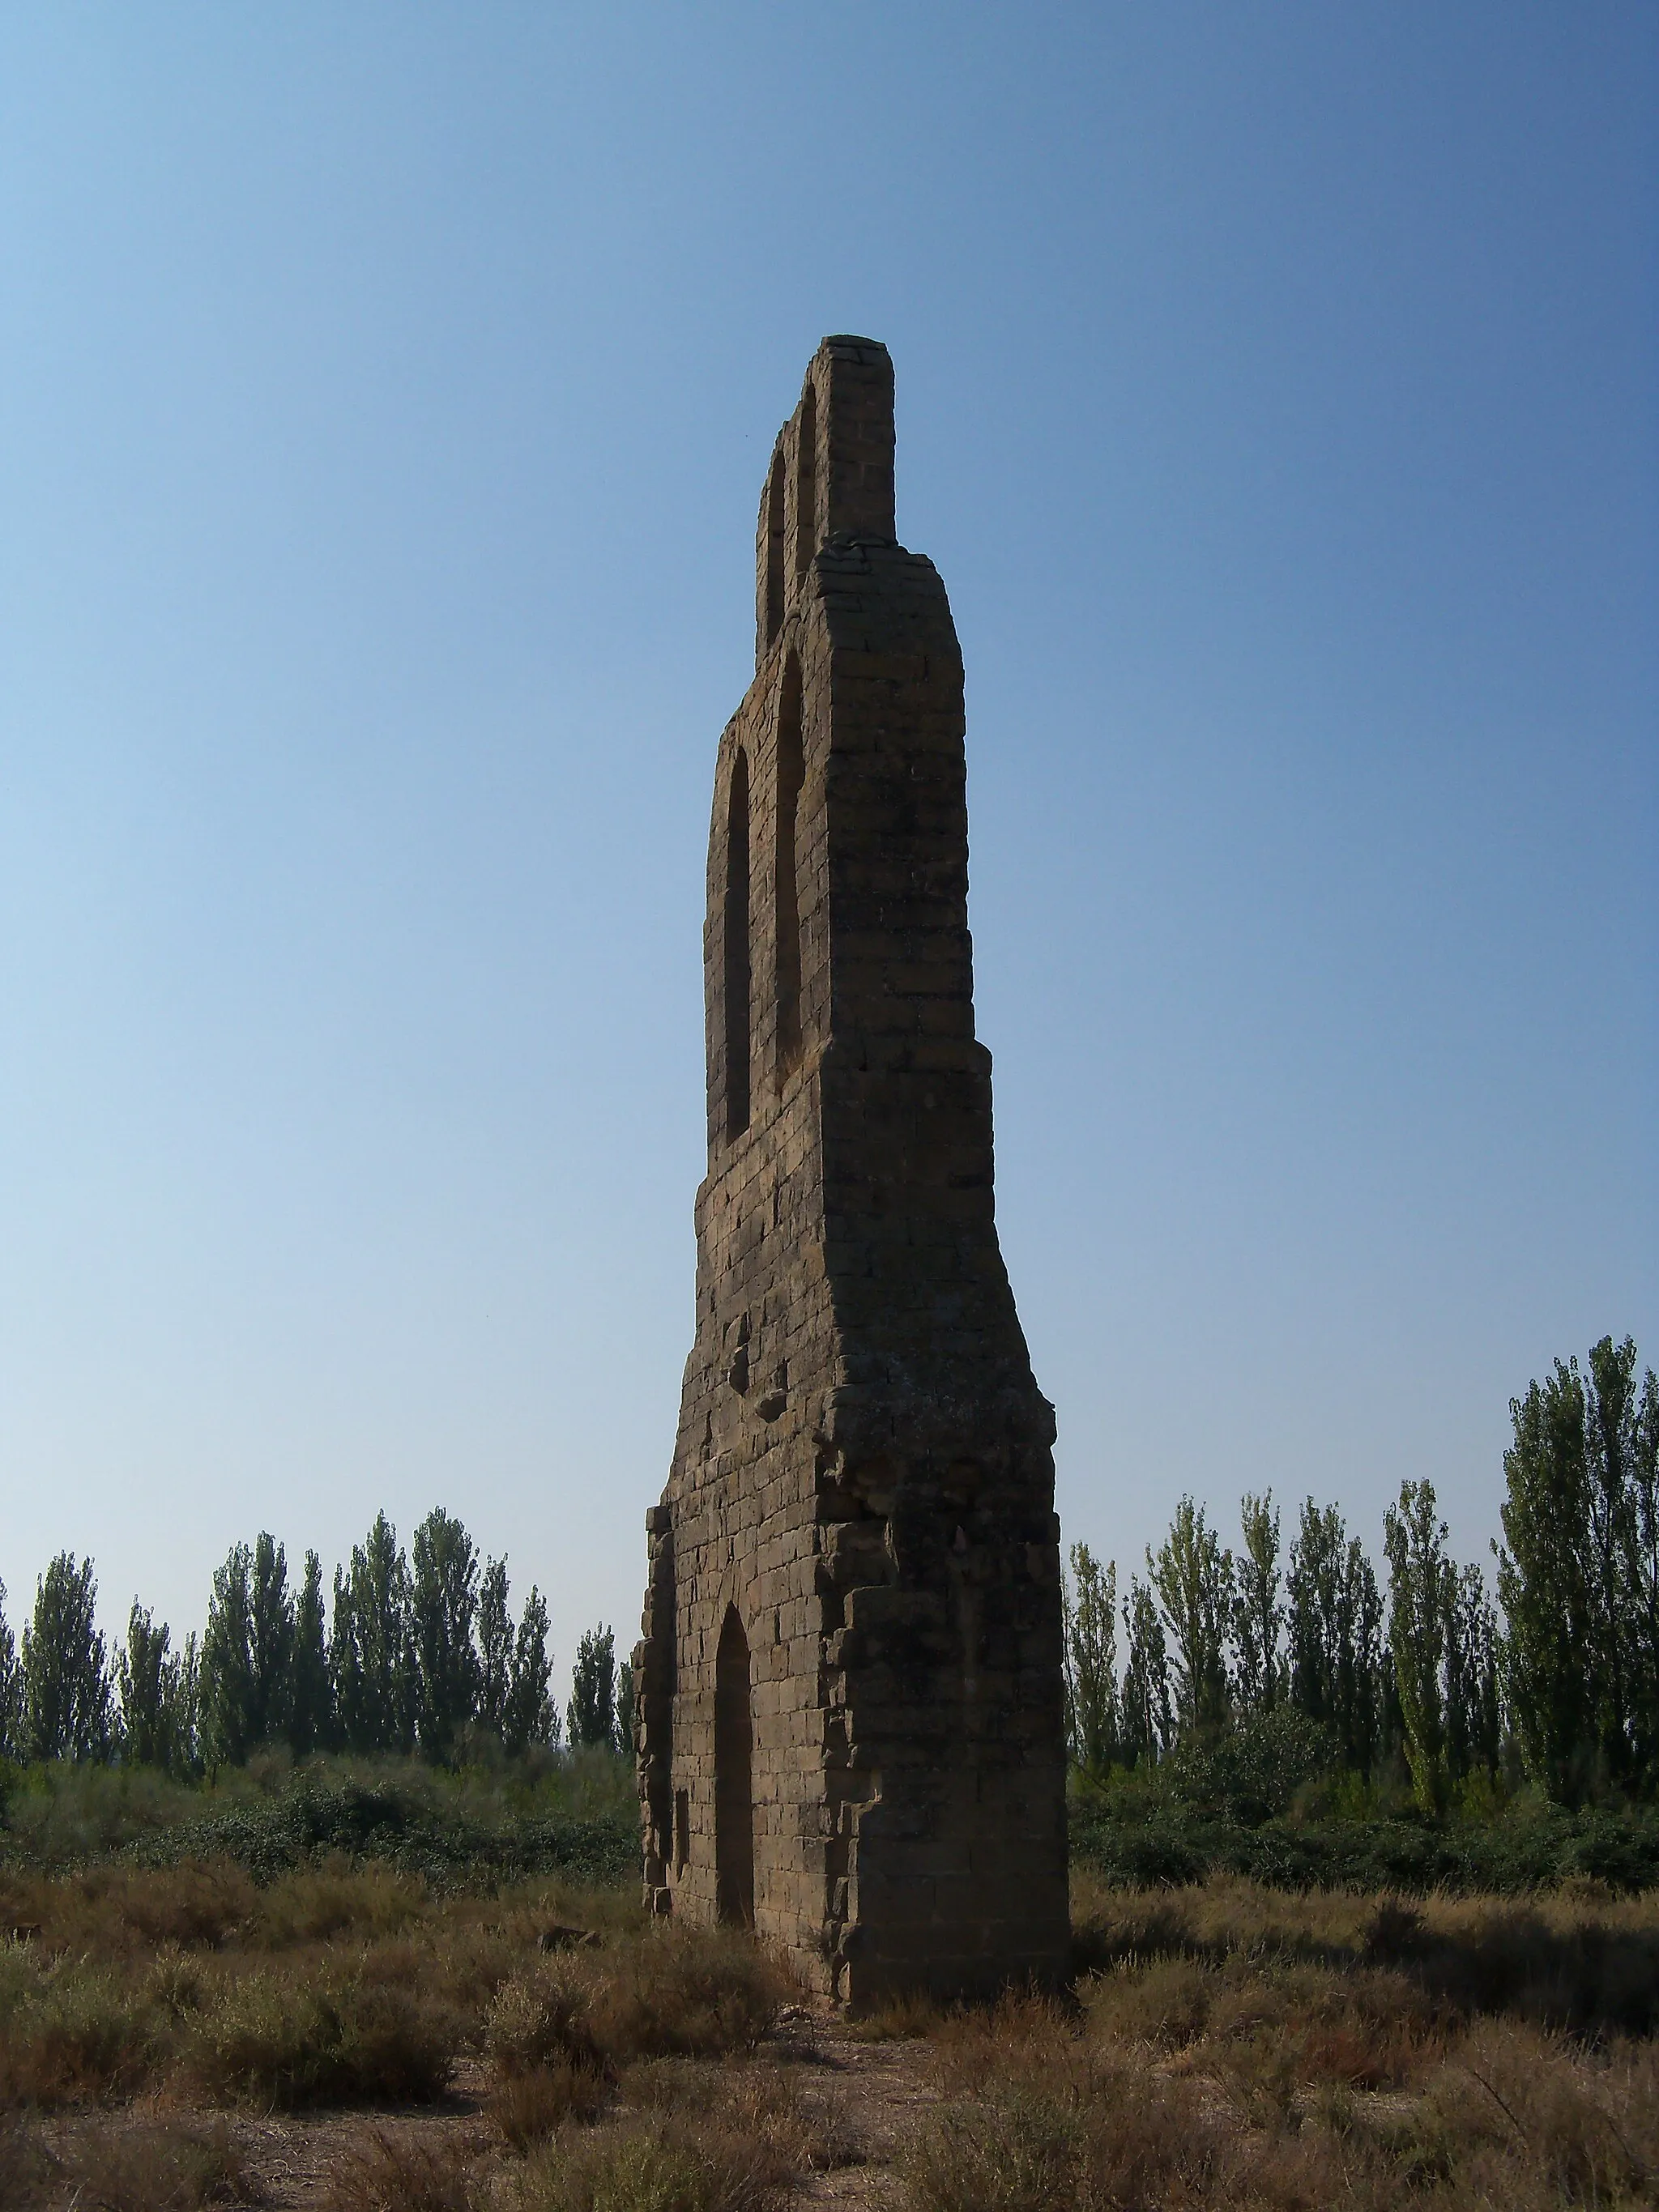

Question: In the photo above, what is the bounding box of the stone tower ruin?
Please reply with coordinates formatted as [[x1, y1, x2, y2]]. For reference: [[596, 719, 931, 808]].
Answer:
[[633, 336, 1068, 2004]]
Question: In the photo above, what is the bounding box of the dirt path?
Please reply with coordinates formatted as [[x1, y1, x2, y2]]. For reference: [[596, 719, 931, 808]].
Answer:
[[769, 2005, 937, 2206]]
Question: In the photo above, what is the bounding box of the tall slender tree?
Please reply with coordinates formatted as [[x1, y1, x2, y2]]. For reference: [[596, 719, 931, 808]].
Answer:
[[477, 1557, 513, 1746], [1233, 1493, 1284, 1713], [0, 1582, 20, 1760], [1384, 1481, 1452, 1814], [567, 1625, 616, 1751], [116, 1603, 191, 1771], [21, 1554, 112, 1762], [247, 1533, 295, 1749], [1063, 1544, 1120, 1774], [290, 1551, 332, 1756], [1624, 1361, 1659, 1773], [504, 1587, 555, 1755], [1149, 1497, 1233, 1741], [200, 1544, 256, 1771], [412, 1509, 480, 1764], [1495, 1358, 1597, 1801], [333, 1514, 416, 1755], [1120, 1575, 1170, 1767]]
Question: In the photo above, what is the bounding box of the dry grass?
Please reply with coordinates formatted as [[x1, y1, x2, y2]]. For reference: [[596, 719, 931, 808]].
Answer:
[[0, 2114, 265, 2211], [6, 1855, 1659, 2210], [322, 2125, 485, 2212], [501, 2064, 809, 2212], [902, 1893, 1659, 2211]]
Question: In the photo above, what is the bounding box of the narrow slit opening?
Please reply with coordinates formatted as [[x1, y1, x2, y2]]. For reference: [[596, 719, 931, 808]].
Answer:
[[774, 654, 804, 1088], [794, 381, 817, 578], [723, 750, 752, 1141], [714, 1605, 754, 1927], [764, 451, 785, 645]]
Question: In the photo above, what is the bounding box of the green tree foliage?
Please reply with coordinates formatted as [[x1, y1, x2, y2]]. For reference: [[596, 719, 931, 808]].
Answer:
[[248, 1532, 295, 1748], [477, 1556, 512, 1745], [505, 1586, 556, 1755], [567, 1624, 616, 1751], [21, 1554, 112, 1761], [1233, 1492, 1284, 1713], [1120, 1575, 1169, 1767], [1286, 1499, 1385, 1774], [1444, 1562, 1499, 1785], [201, 1533, 299, 1770], [1063, 1544, 1120, 1774], [116, 1602, 195, 1773], [200, 1543, 256, 1771], [616, 1640, 636, 1758], [289, 1550, 331, 1756], [412, 1508, 480, 1764], [1149, 1497, 1233, 1738], [332, 1513, 416, 1756], [0, 1583, 20, 1760], [1384, 1481, 1453, 1814], [1496, 1337, 1659, 1801]]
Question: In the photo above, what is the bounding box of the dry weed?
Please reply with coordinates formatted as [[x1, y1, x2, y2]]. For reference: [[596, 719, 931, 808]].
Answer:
[[54, 2116, 264, 2211], [322, 2125, 484, 2212], [0, 1956, 158, 2106], [177, 1965, 459, 2107]]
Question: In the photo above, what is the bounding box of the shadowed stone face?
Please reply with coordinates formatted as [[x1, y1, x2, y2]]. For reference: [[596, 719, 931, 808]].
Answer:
[[633, 337, 1068, 2005]]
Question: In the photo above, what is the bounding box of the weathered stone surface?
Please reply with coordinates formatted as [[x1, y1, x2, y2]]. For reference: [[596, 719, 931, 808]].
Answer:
[[633, 337, 1068, 2005]]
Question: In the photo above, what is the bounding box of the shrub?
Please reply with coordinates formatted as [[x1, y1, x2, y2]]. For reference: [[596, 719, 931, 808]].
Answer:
[[180, 1967, 458, 2107], [322, 2126, 484, 2212], [505, 2104, 798, 2212], [0, 1958, 157, 2106], [57, 2117, 263, 2210]]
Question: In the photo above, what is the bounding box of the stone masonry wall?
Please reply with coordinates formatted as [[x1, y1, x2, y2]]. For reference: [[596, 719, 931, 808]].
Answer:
[[635, 337, 1068, 2004]]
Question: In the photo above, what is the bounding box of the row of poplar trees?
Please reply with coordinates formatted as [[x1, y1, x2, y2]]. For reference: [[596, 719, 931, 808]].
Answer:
[[0, 1507, 631, 1778], [1064, 1335, 1657, 1813]]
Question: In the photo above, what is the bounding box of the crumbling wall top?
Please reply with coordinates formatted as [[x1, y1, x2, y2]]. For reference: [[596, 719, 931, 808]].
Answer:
[[755, 335, 896, 664]]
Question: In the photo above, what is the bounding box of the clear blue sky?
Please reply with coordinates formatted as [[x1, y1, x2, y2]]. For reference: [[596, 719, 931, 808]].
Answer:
[[2, 6, 1654, 1699]]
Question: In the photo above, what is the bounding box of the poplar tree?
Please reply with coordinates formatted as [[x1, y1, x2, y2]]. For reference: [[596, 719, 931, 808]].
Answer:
[[116, 1603, 192, 1772], [21, 1554, 112, 1762], [477, 1557, 513, 1745], [1233, 1493, 1284, 1713], [504, 1587, 555, 1755], [1120, 1575, 1170, 1767], [412, 1509, 480, 1764], [1495, 1358, 1596, 1800], [247, 1533, 295, 1748], [201, 1544, 256, 1770], [1063, 1544, 1120, 1774], [1287, 1500, 1384, 1775], [289, 1551, 332, 1755], [567, 1625, 616, 1751], [0, 1583, 20, 1760], [1149, 1497, 1233, 1740], [1384, 1481, 1452, 1814], [333, 1514, 416, 1755]]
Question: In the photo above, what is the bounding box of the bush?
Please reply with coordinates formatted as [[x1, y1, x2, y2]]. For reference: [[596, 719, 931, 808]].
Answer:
[[0, 1954, 158, 2107], [180, 1967, 459, 2107]]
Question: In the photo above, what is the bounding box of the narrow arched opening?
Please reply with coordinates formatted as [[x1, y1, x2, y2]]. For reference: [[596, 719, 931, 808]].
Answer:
[[763, 451, 785, 646], [723, 750, 751, 1142], [794, 379, 817, 578], [714, 1605, 754, 1926], [774, 654, 804, 1088]]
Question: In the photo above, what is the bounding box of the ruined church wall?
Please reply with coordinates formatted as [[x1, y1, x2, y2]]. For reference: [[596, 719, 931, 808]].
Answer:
[[638, 335, 1068, 2005]]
